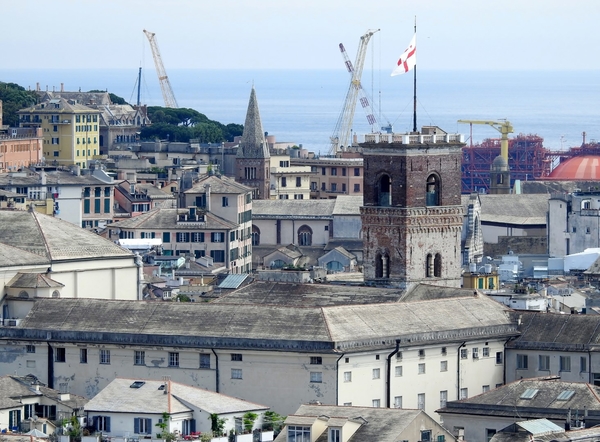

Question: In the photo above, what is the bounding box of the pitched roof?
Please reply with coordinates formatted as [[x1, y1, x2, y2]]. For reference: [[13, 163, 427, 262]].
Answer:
[[184, 174, 253, 195], [0, 242, 50, 268], [236, 87, 269, 159], [332, 195, 363, 215], [507, 311, 600, 351], [0, 375, 87, 412], [438, 377, 600, 420], [7, 272, 64, 289], [111, 207, 238, 230], [252, 199, 336, 218], [18, 97, 100, 114], [11, 290, 516, 352], [276, 405, 430, 442], [461, 193, 550, 225], [84, 378, 268, 415], [0, 211, 132, 261]]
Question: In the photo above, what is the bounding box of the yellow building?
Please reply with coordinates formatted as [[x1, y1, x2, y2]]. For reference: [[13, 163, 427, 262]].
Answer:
[[462, 264, 500, 291], [18, 98, 100, 168]]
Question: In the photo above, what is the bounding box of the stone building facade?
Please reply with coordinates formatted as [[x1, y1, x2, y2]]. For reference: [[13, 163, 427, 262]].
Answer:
[[360, 127, 465, 287]]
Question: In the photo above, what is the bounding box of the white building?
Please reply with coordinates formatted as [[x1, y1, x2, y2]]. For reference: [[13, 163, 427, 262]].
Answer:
[[0, 285, 517, 418], [84, 378, 270, 439]]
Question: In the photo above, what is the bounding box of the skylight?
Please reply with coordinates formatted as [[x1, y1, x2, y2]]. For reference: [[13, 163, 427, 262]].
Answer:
[[557, 390, 575, 401], [130, 381, 145, 389], [520, 388, 539, 399]]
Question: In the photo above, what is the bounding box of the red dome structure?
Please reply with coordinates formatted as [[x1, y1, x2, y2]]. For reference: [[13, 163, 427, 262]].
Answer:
[[548, 155, 600, 180]]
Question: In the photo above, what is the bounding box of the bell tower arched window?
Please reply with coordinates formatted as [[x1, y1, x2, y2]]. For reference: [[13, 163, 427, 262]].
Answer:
[[375, 252, 390, 278], [252, 225, 260, 246], [377, 174, 392, 206], [426, 174, 440, 206], [434, 253, 442, 277]]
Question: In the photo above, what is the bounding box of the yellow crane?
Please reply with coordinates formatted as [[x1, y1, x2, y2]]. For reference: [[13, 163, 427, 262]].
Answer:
[[143, 29, 179, 108], [457, 119, 514, 161]]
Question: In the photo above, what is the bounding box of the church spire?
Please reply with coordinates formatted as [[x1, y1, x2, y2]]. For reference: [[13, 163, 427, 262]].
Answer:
[[237, 87, 270, 159]]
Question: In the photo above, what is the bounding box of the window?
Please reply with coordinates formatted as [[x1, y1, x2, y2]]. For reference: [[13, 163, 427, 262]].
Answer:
[[517, 354, 528, 369], [55, 347, 66, 362], [200, 354, 210, 369], [321, 167, 326, 175], [80, 348, 87, 364], [354, 167, 360, 176], [232, 368, 242, 379], [486, 429, 496, 442], [441, 347, 447, 355], [231, 353, 243, 361], [169, 352, 179, 367], [134, 418, 152, 434], [321, 182, 326, 191], [483, 347, 490, 357], [210, 250, 225, 262], [342, 168, 346, 176], [440, 390, 448, 408], [581, 356, 588, 373], [496, 351, 504, 364], [417, 393, 425, 410], [483, 385, 490, 393], [288, 426, 310, 442], [84, 199, 90, 214], [329, 428, 340, 442], [342, 183, 346, 192], [472, 348, 479, 359], [310, 372, 322, 383], [344, 371, 352, 382], [395, 366, 403, 377], [281, 177, 287, 187], [331, 183, 337, 192], [372, 399, 380, 408], [162, 232, 171, 243], [440, 360, 448, 372], [460, 388, 468, 399], [296, 177, 301, 187], [134, 351, 145, 366], [560, 355, 571, 372], [26, 345, 35, 353], [331, 167, 337, 176], [419, 349, 426, 358], [539, 355, 550, 371], [100, 349, 110, 365], [460, 348, 468, 359], [372, 368, 380, 379], [426, 174, 440, 206], [354, 183, 360, 192], [310, 356, 322, 365], [222, 196, 229, 207], [421, 430, 432, 442], [192, 232, 204, 242], [298, 225, 312, 246], [418, 363, 426, 374], [95, 416, 111, 432], [211, 232, 224, 242], [394, 396, 402, 408]]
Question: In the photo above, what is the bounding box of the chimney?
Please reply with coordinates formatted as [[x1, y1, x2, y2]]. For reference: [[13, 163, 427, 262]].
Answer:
[[60, 83, 64, 93], [204, 184, 211, 212]]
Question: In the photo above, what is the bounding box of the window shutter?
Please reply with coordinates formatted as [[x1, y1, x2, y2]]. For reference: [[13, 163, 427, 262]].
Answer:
[[93, 416, 99, 431], [189, 419, 196, 433], [105, 417, 111, 432], [146, 419, 152, 434], [24, 406, 30, 420], [134, 418, 140, 434]]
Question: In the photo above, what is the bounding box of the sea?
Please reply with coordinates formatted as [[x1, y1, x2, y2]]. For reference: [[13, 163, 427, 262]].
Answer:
[[1, 68, 599, 155]]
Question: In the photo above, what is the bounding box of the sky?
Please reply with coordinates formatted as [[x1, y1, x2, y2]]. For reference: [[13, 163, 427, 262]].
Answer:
[[3, 0, 600, 71]]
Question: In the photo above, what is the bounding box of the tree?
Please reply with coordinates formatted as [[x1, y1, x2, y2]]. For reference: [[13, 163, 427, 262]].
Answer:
[[209, 413, 226, 436], [242, 412, 257, 433], [62, 416, 83, 442], [0, 82, 37, 127], [263, 411, 285, 434]]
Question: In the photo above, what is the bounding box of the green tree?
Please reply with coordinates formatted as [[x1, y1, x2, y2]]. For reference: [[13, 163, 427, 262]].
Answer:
[[0, 82, 37, 126], [242, 412, 257, 433], [209, 413, 226, 436]]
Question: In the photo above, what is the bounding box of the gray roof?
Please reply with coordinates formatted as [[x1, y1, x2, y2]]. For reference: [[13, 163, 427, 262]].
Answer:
[[0, 170, 111, 187], [332, 195, 363, 215], [0, 211, 132, 261], [0, 375, 87, 412], [8, 289, 516, 353], [275, 405, 429, 442], [18, 97, 100, 115], [438, 377, 600, 421], [7, 272, 64, 289], [252, 199, 336, 219], [84, 378, 268, 415], [184, 174, 252, 195], [237, 87, 269, 159], [36, 91, 111, 106], [462, 193, 549, 225], [507, 311, 600, 351], [111, 207, 238, 231], [0, 242, 50, 268]]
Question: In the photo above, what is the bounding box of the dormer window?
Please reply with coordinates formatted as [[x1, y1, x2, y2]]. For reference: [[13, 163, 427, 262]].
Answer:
[[329, 428, 340, 442], [287, 426, 310, 442]]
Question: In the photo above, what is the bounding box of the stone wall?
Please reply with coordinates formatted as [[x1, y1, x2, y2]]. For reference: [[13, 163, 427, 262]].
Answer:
[[485, 236, 547, 258]]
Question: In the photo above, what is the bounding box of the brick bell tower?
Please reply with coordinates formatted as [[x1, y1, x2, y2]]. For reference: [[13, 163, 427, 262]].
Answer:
[[236, 87, 271, 200], [360, 127, 465, 288]]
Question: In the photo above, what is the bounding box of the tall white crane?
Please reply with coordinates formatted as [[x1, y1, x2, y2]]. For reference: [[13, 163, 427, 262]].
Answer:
[[330, 29, 380, 155], [143, 29, 179, 108]]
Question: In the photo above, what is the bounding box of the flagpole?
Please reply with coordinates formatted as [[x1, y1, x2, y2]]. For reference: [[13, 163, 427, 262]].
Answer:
[[412, 18, 417, 133]]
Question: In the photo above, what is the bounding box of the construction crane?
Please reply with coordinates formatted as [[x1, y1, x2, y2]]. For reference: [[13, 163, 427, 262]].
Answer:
[[330, 29, 379, 155], [457, 119, 514, 162], [143, 29, 179, 108]]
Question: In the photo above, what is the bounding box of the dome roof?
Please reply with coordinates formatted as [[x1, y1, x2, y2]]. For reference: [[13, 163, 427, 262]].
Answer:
[[549, 155, 600, 180], [491, 155, 508, 171]]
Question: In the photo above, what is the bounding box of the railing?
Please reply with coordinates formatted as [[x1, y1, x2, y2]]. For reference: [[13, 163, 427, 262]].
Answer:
[[363, 132, 464, 145]]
